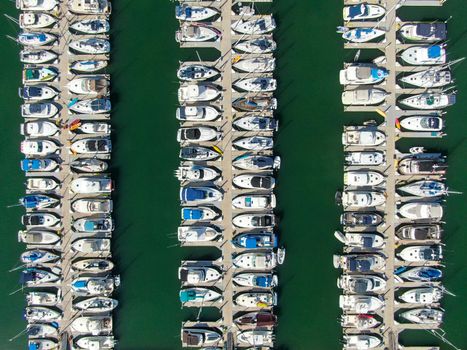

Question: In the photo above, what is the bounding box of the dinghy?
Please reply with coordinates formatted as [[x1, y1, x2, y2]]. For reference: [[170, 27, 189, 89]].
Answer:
[[71, 276, 117, 296], [398, 180, 446, 197], [181, 207, 219, 221], [177, 64, 219, 81], [175, 5, 219, 21], [233, 57, 276, 73], [18, 230, 60, 245], [68, 0, 112, 15], [19, 85, 58, 101], [180, 187, 223, 204], [400, 69, 451, 88], [176, 106, 219, 121], [23, 67, 57, 83], [21, 102, 58, 118], [401, 45, 446, 65], [72, 198, 113, 214], [16, 0, 58, 11], [233, 97, 277, 112], [343, 334, 382, 349], [175, 165, 220, 182], [399, 93, 456, 110], [177, 126, 221, 142], [73, 216, 114, 233], [233, 155, 280, 170], [21, 158, 58, 172], [234, 77, 277, 92], [334, 231, 385, 249], [177, 226, 221, 242], [401, 308, 443, 324], [233, 232, 277, 249], [340, 212, 383, 227], [22, 212, 60, 227], [233, 252, 277, 270], [340, 64, 388, 85], [71, 138, 112, 154], [233, 174, 275, 190], [235, 292, 277, 308], [176, 24, 220, 42], [343, 4, 385, 21], [71, 158, 108, 172], [18, 32, 56, 46], [342, 88, 387, 105], [178, 84, 220, 103], [20, 49, 57, 64], [333, 254, 385, 272], [341, 191, 386, 208], [21, 121, 58, 137], [339, 295, 384, 313], [70, 19, 110, 34], [67, 76, 110, 95], [342, 28, 385, 43], [398, 202, 443, 220], [70, 177, 112, 194], [73, 297, 118, 313], [72, 259, 114, 273], [233, 213, 275, 229], [344, 151, 385, 165], [21, 140, 58, 156], [70, 60, 108, 72], [234, 37, 276, 53], [343, 171, 384, 187], [396, 224, 442, 240], [71, 316, 112, 335], [342, 130, 386, 146], [71, 238, 111, 253], [19, 12, 57, 29], [397, 266, 442, 282], [231, 16, 276, 35], [400, 23, 447, 42], [398, 245, 443, 262], [232, 194, 276, 209], [26, 177, 59, 191], [180, 288, 222, 304], [233, 272, 278, 288], [69, 38, 110, 54], [178, 266, 221, 285], [233, 136, 273, 151], [399, 287, 443, 304], [180, 146, 221, 161], [337, 275, 386, 294]]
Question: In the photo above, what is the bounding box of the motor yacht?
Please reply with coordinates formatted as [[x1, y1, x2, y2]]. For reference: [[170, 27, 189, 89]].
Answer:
[[18, 230, 60, 245], [400, 116, 443, 131], [71, 238, 111, 253], [339, 295, 384, 313], [398, 202, 443, 220], [233, 155, 280, 170], [23, 67, 57, 84], [233, 174, 275, 190], [233, 232, 277, 249], [178, 84, 220, 103], [233, 57, 275, 73], [233, 273, 278, 288], [177, 64, 219, 81], [398, 180, 446, 197], [401, 308, 443, 324], [75, 121, 111, 135], [342, 27, 385, 43], [234, 312, 277, 328], [179, 266, 221, 285], [16, 0, 58, 11], [233, 213, 275, 228], [234, 37, 276, 53], [71, 259, 114, 273], [398, 245, 443, 262], [237, 330, 274, 346], [25, 306, 61, 322], [20, 49, 57, 64], [233, 136, 273, 151], [180, 187, 223, 204], [343, 334, 382, 349], [181, 207, 219, 221], [21, 140, 58, 156], [70, 138, 112, 154], [68, 0, 111, 14], [20, 267, 60, 286], [177, 226, 221, 242], [17, 32, 56, 46], [69, 38, 110, 54], [398, 157, 446, 175], [69, 98, 111, 114], [176, 24, 220, 42], [344, 151, 385, 165], [343, 4, 385, 21], [73, 216, 114, 233], [26, 291, 59, 306], [21, 158, 59, 172], [21, 103, 58, 119], [175, 5, 219, 21], [334, 254, 385, 272], [19, 85, 58, 101], [234, 77, 277, 92], [71, 276, 118, 296], [342, 88, 387, 105], [26, 177, 59, 191], [400, 23, 447, 42], [180, 288, 222, 304], [341, 191, 386, 208], [71, 316, 112, 335], [340, 64, 388, 85], [342, 130, 385, 146], [70, 177, 113, 194], [21, 121, 58, 137], [400, 69, 451, 88], [70, 19, 110, 34], [396, 224, 442, 240], [232, 194, 276, 209], [400, 93, 456, 109], [72, 198, 113, 214], [235, 292, 277, 308], [340, 212, 383, 227], [337, 275, 386, 294], [233, 252, 277, 270], [176, 164, 220, 182], [344, 171, 384, 187], [71, 158, 108, 172], [334, 231, 385, 249], [75, 336, 116, 350], [67, 76, 110, 95], [232, 16, 276, 34], [180, 146, 221, 161], [233, 115, 278, 131], [341, 314, 380, 330], [22, 212, 60, 228], [399, 287, 443, 304], [181, 328, 221, 347], [177, 126, 221, 143], [397, 266, 442, 282], [401, 45, 446, 65], [73, 297, 118, 313], [70, 60, 108, 72], [176, 106, 219, 121], [233, 97, 277, 112]]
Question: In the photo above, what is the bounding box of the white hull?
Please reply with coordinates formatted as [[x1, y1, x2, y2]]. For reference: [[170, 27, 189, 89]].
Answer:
[[72, 238, 111, 253], [26, 177, 59, 191], [342, 191, 386, 208], [176, 24, 219, 42], [339, 295, 384, 313], [400, 69, 451, 88], [71, 19, 110, 34], [345, 151, 385, 166], [343, 4, 385, 21], [231, 16, 276, 35], [20, 13, 57, 29], [69, 99, 111, 114], [342, 88, 387, 105], [69, 39, 110, 54], [175, 5, 219, 21], [20, 49, 57, 64], [235, 292, 276, 308], [399, 93, 455, 110], [21, 121, 58, 137], [233, 252, 277, 270], [71, 60, 108, 72], [342, 28, 385, 43], [233, 174, 275, 190], [21, 102, 59, 118], [178, 84, 220, 103], [17, 0, 58, 11], [234, 77, 277, 92], [232, 194, 276, 209], [71, 138, 112, 154], [401, 46, 446, 65], [233, 57, 276, 73], [68, 0, 111, 15], [343, 334, 382, 349], [18, 230, 60, 245], [233, 136, 273, 151], [176, 106, 219, 121], [399, 202, 443, 220], [344, 171, 385, 186], [400, 116, 443, 131], [234, 38, 276, 53]]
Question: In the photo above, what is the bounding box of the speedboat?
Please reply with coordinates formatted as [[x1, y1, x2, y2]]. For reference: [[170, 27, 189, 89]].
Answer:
[[180, 288, 222, 304], [342, 27, 385, 43], [233, 272, 278, 288], [398, 180, 446, 197], [20, 267, 59, 285], [342, 130, 385, 146], [396, 224, 442, 240], [178, 84, 220, 103], [233, 214, 275, 228], [400, 23, 447, 42], [75, 121, 111, 135], [71, 238, 111, 253], [177, 64, 219, 81], [235, 292, 277, 308], [333, 254, 385, 272], [73, 297, 118, 313], [343, 334, 382, 349], [26, 291, 59, 306], [234, 77, 276, 92], [400, 308, 443, 324], [69, 98, 111, 114], [75, 336, 116, 350], [180, 146, 221, 161], [70, 19, 110, 34], [71, 276, 117, 296], [71, 316, 112, 335], [340, 212, 383, 227], [175, 5, 219, 21], [21, 158, 58, 172], [21, 121, 58, 137], [70, 138, 112, 154], [345, 151, 385, 166], [398, 157, 446, 175], [233, 232, 277, 249], [234, 312, 277, 328], [233, 116, 278, 131], [178, 266, 221, 285], [21, 102, 58, 118], [398, 245, 443, 262], [70, 60, 108, 72], [337, 275, 386, 294], [233, 57, 276, 73], [341, 314, 380, 330], [17, 32, 56, 46], [339, 64, 388, 85], [176, 106, 219, 121], [234, 37, 276, 54], [22, 67, 57, 83], [233, 97, 277, 112], [71, 158, 108, 173], [176, 24, 220, 42], [400, 116, 443, 131], [400, 69, 451, 88], [398, 202, 443, 220], [72, 198, 113, 214], [339, 295, 384, 313], [180, 187, 223, 204], [71, 259, 114, 273], [397, 266, 442, 282], [27, 324, 58, 338], [175, 164, 220, 182], [232, 194, 276, 209], [237, 330, 273, 346], [231, 16, 276, 34], [177, 126, 221, 143], [399, 287, 443, 304], [69, 38, 110, 54], [26, 177, 59, 191], [233, 136, 273, 151], [334, 231, 385, 249], [20, 49, 57, 64], [233, 252, 277, 270], [177, 226, 221, 242], [22, 212, 60, 228], [233, 155, 280, 170], [70, 177, 113, 194], [19, 85, 58, 101], [19, 194, 59, 209], [342, 88, 387, 105], [18, 230, 60, 245], [25, 307, 61, 322], [67, 76, 110, 95], [344, 171, 384, 187], [28, 339, 58, 350], [181, 328, 221, 347], [400, 45, 446, 65], [21, 140, 58, 156], [341, 191, 386, 208], [19, 13, 57, 29], [181, 207, 219, 221], [399, 93, 456, 109], [343, 3, 385, 21], [16, 0, 58, 11], [73, 216, 114, 233], [68, 0, 111, 15]]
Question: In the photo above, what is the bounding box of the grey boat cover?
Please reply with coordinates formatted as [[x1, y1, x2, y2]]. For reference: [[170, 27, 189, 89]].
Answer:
[[356, 67, 372, 79], [416, 23, 447, 40]]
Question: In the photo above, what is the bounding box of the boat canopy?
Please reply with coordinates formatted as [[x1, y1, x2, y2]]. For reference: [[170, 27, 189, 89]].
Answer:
[[21, 195, 46, 209], [256, 276, 272, 287], [72, 280, 88, 288], [348, 258, 372, 272], [348, 4, 368, 18], [20, 269, 43, 284], [182, 188, 210, 201], [355, 28, 374, 39], [428, 45, 442, 58], [416, 23, 446, 39], [182, 208, 202, 220], [179, 290, 196, 302], [176, 5, 191, 18]]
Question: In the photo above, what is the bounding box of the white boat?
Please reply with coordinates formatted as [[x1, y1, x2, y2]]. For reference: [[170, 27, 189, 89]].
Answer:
[[399, 93, 455, 110], [234, 77, 277, 92], [341, 314, 380, 330], [175, 5, 219, 21], [27, 323, 58, 338], [71, 158, 108, 172], [175, 165, 220, 182], [343, 4, 385, 21], [176, 24, 220, 42], [26, 291, 59, 306], [25, 306, 61, 322], [178, 84, 220, 103], [343, 334, 382, 349], [233, 272, 277, 288], [71, 138, 112, 154], [235, 292, 276, 308], [342, 27, 385, 43], [234, 37, 276, 53], [76, 121, 111, 135], [179, 266, 221, 285], [396, 224, 442, 240], [71, 19, 110, 34], [400, 69, 451, 88], [21, 266, 60, 283], [177, 226, 221, 242], [21, 158, 59, 172], [339, 295, 384, 313], [401, 308, 443, 324], [398, 245, 442, 262], [401, 45, 446, 65], [67, 76, 109, 95], [19, 13, 57, 29], [177, 127, 221, 143], [233, 213, 275, 228], [21, 102, 59, 119], [400, 23, 447, 42], [233, 57, 276, 73], [71, 259, 114, 273], [73, 216, 113, 233], [398, 266, 442, 282], [26, 177, 59, 191], [70, 177, 112, 194], [341, 191, 386, 208], [23, 67, 57, 84], [399, 287, 443, 304], [16, 0, 58, 11], [72, 198, 113, 214], [342, 130, 385, 146], [181, 328, 221, 347], [231, 16, 276, 35], [233, 194, 276, 209], [342, 88, 387, 105], [398, 202, 443, 220], [233, 136, 273, 151], [345, 151, 385, 166], [68, 0, 111, 15], [233, 252, 277, 270], [180, 288, 222, 303], [73, 297, 118, 313], [70, 60, 108, 72], [400, 116, 443, 131], [180, 146, 220, 161], [339, 64, 388, 85], [75, 336, 116, 350], [18, 230, 60, 245], [20, 121, 58, 137], [398, 180, 446, 197], [181, 206, 219, 221], [20, 49, 57, 64], [334, 231, 385, 249], [180, 186, 223, 204], [69, 38, 110, 54], [233, 174, 275, 190], [71, 276, 117, 296], [21, 140, 58, 156], [341, 211, 383, 227], [177, 64, 219, 81], [233, 116, 278, 132], [233, 155, 280, 170], [71, 316, 112, 335], [333, 254, 385, 272], [27, 339, 58, 350], [344, 171, 384, 187], [72, 238, 111, 253], [337, 275, 386, 294], [398, 157, 446, 175], [19, 85, 58, 101], [22, 212, 60, 228], [18, 32, 56, 46], [176, 106, 219, 121], [237, 330, 273, 346]]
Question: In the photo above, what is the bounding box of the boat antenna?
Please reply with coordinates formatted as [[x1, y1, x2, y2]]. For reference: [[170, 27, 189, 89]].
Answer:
[[9, 285, 24, 296], [8, 327, 27, 342], [444, 15, 453, 24], [5, 35, 18, 43], [6, 203, 22, 208], [195, 50, 202, 62], [427, 329, 461, 350], [3, 14, 19, 25]]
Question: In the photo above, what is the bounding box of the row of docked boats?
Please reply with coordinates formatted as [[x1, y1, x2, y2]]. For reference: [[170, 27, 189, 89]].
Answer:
[[12, 1, 117, 350], [175, 3, 283, 349]]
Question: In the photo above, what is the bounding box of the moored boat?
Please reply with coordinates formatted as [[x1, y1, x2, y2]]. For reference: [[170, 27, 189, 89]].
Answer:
[[398, 180, 446, 197], [69, 38, 110, 54], [340, 212, 383, 227], [342, 27, 385, 43], [179, 288, 222, 304], [233, 57, 276, 73], [400, 45, 446, 65], [72, 258, 114, 273], [343, 4, 385, 21], [16, 0, 58, 11], [344, 171, 385, 187], [399, 93, 456, 110], [344, 151, 385, 166], [342, 88, 387, 105], [339, 295, 384, 313], [400, 308, 443, 324], [400, 69, 451, 88], [180, 186, 223, 204], [233, 213, 275, 228], [176, 106, 220, 122], [175, 5, 219, 21], [21, 102, 58, 118], [176, 24, 220, 42], [71, 158, 108, 173], [21, 121, 58, 137], [234, 37, 276, 54], [399, 287, 443, 304], [340, 63, 388, 85], [400, 23, 447, 42], [233, 155, 280, 170], [70, 19, 110, 34], [177, 64, 219, 81], [70, 60, 108, 72], [178, 84, 220, 103], [342, 130, 385, 146], [337, 274, 386, 294], [18, 230, 60, 245], [71, 238, 111, 253], [343, 334, 382, 349], [175, 164, 220, 182], [235, 292, 277, 308], [69, 98, 111, 114], [180, 146, 221, 161], [17, 32, 56, 46], [72, 198, 113, 214], [398, 202, 443, 220], [177, 226, 221, 242], [396, 224, 442, 240], [233, 272, 278, 288], [233, 252, 277, 270], [71, 138, 112, 154], [73, 216, 114, 233], [19, 12, 57, 29], [397, 266, 442, 282], [181, 206, 219, 221], [68, 0, 111, 15], [398, 245, 443, 262], [20, 49, 57, 64], [73, 297, 118, 313], [400, 116, 443, 131], [231, 16, 276, 34], [233, 136, 273, 151]]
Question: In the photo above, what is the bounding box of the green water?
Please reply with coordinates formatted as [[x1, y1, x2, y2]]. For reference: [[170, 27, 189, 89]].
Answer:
[[0, 1, 466, 349]]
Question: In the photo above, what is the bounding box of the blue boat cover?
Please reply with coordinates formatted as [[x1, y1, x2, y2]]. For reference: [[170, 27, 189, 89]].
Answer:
[[419, 267, 441, 279], [21, 159, 40, 171], [29, 343, 39, 350], [348, 4, 366, 18], [256, 276, 271, 287], [182, 208, 202, 220], [23, 251, 43, 262], [179, 290, 196, 302], [245, 237, 259, 248], [73, 280, 87, 288], [355, 28, 373, 39], [182, 188, 206, 201], [21, 195, 47, 209], [20, 269, 41, 284], [428, 45, 441, 58], [84, 221, 96, 231]]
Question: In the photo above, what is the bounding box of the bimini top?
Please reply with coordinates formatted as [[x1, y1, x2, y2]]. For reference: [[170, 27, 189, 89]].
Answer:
[[348, 4, 368, 18], [428, 45, 442, 58], [349, 258, 372, 272], [256, 276, 273, 288], [72, 280, 88, 289], [182, 208, 202, 220], [416, 23, 447, 40], [179, 290, 196, 302], [182, 188, 207, 201], [355, 28, 375, 39]]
